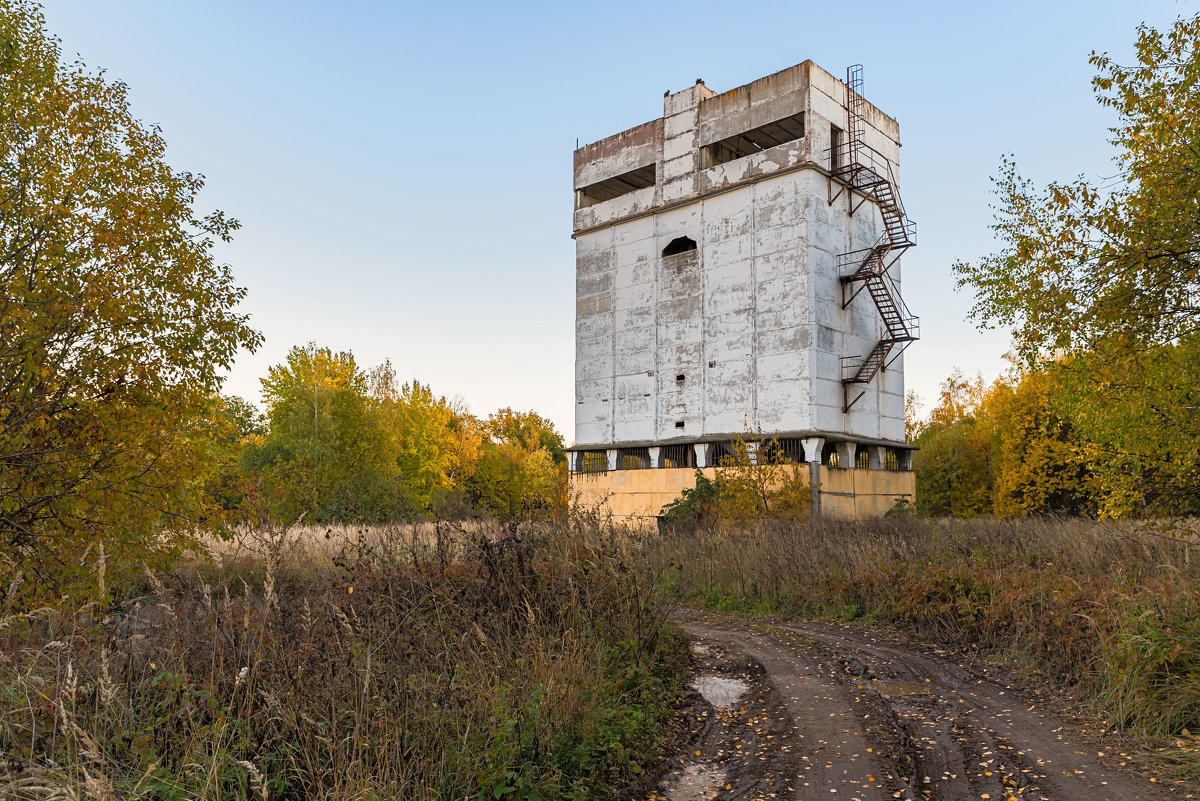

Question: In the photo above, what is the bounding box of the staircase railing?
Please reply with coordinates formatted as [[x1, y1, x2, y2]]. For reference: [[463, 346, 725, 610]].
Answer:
[[833, 65, 919, 413]]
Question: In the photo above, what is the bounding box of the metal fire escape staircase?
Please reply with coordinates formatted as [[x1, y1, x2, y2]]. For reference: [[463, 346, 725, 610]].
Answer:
[[828, 65, 920, 413]]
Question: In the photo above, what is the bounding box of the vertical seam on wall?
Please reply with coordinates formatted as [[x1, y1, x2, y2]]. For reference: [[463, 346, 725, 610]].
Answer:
[[803, 76, 818, 432], [609, 233, 616, 446], [653, 108, 666, 445], [654, 226, 661, 443], [697, 85, 707, 439], [750, 180, 759, 431]]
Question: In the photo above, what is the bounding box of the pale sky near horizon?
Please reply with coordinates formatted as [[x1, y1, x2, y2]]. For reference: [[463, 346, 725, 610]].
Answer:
[[42, 0, 1194, 440]]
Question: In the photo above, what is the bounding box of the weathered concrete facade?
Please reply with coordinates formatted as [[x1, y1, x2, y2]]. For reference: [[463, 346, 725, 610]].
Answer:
[[567, 61, 916, 518]]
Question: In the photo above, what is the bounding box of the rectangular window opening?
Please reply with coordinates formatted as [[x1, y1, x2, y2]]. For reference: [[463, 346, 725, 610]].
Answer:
[[578, 451, 608, 474], [660, 444, 696, 469], [675, 374, 686, 382], [576, 163, 656, 208], [674, 420, 685, 429], [703, 111, 805, 168], [618, 447, 651, 471]]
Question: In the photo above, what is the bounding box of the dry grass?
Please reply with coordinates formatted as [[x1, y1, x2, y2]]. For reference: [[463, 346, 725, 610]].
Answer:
[[1, 514, 685, 800], [201, 520, 498, 560], [647, 515, 1200, 739]]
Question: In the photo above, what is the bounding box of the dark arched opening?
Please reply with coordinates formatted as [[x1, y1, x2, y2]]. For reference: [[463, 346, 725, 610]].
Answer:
[[662, 236, 697, 257]]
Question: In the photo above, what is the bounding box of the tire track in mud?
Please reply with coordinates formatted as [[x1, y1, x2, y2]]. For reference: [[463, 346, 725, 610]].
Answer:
[[648, 612, 1184, 801]]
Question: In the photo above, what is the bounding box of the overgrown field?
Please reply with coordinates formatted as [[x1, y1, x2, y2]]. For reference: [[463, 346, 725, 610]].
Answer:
[[1, 517, 686, 800], [648, 515, 1200, 738]]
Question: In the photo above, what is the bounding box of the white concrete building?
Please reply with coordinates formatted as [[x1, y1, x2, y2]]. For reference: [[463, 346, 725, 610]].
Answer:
[[567, 61, 917, 508]]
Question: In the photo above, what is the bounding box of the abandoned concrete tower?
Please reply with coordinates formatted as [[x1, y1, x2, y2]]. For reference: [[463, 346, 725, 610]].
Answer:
[[566, 61, 918, 519]]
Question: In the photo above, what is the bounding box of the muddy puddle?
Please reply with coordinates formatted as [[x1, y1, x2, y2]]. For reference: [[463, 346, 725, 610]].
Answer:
[[690, 675, 748, 709], [660, 763, 727, 801]]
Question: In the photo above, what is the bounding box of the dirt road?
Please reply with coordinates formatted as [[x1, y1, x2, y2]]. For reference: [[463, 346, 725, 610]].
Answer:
[[647, 612, 1188, 801]]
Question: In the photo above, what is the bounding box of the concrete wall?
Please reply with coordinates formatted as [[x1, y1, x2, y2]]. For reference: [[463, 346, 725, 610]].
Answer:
[[573, 60, 907, 450], [572, 467, 719, 521], [570, 465, 914, 523]]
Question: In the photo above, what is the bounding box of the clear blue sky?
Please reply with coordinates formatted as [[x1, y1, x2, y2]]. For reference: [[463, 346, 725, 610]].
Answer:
[[44, 0, 1192, 438]]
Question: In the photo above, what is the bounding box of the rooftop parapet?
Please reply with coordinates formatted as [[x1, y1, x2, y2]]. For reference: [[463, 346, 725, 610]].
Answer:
[[572, 60, 901, 234]]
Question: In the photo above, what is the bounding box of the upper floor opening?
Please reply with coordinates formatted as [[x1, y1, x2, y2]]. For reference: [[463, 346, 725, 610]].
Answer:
[[576, 163, 656, 209], [703, 111, 806, 168]]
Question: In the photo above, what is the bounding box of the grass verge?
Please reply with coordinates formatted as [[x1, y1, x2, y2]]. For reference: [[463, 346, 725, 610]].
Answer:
[[1, 515, 686, 800]]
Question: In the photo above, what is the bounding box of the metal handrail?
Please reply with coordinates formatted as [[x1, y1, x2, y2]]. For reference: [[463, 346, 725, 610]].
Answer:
[[825, 141, 907, 219], [883, 271, 919, 339], [836, 234, 890, 272]]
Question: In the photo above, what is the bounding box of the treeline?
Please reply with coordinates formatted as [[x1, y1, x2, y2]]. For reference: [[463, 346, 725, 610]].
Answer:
[[912, 343, 1200, 519], [215, 344, 566, 525], [935, 13, 1200, 519]]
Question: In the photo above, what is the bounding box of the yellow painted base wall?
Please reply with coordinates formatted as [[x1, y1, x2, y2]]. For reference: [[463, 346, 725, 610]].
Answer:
[[815, 467, 915, 518], [570, 466, 914, 522]]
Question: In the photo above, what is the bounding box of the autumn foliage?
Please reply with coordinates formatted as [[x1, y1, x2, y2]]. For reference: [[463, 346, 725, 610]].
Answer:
[[910, 365, 1093, 518], [235, 343, 567, 527], [950, 14, 1200, 518], [0, 1, 261, 603]]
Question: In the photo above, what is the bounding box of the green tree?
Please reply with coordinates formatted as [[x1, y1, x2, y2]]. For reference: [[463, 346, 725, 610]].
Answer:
[[483, 408, 566, 464], [245, 345, 404, 522], [912, 371, 993, 516], [390, 379, 464, 512], [659, 434, 809, 525], [205, 395, 266, 516], [0, 1, 261, 602], [221, 395, 266, 440], [466, 409, 566, 519], [954, 15, 1200, 516]]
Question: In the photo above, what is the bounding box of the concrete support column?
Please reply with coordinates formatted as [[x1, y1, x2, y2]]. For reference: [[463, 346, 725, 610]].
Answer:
[[745, 441, 761, 465], [800, 437, 824, 520], [648, 446, 662, 469], [693, 443, 713, 468], [899, 449, 914, 472], [835, 441, 858, 470], [567, 451, 581, 473], [868, 445, 886, 471], [606, 449, 619, 472]]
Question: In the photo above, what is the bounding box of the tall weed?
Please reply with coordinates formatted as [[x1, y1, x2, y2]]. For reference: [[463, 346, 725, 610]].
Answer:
[[1, 516, 684, 799]]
